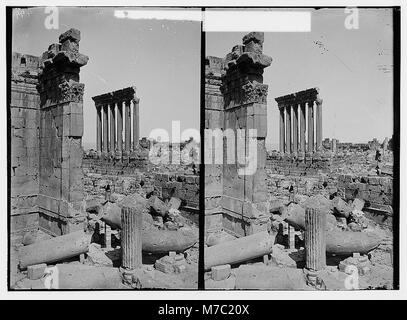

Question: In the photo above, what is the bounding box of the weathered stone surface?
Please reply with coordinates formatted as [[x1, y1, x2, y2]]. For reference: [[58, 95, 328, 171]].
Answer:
[[204, 231, 275, 270], [332, 197, 352, 218], [27, 263, 47, 280], [19, 230, 91, 269], [270, 244, 297, 268], [211, 264, 231, 281]]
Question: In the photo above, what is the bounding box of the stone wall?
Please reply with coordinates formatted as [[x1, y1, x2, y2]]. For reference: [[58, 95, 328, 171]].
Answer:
[[10, 52, 41, 231], [266, 153, 345, 176], [337, 174, 393, 207], [84, 171, 199, 209], [83, 151, 150, 175]]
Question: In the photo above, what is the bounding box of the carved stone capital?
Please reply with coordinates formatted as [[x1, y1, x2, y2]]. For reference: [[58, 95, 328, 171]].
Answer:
[[58, 80, 84, 103], [242, 81, 268, 104]]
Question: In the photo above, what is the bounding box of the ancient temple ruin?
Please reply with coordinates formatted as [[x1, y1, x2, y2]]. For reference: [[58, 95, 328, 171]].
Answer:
[[275, 88, 323, 156], [92, 87, 140, 158], [11, 28, 88, 236]]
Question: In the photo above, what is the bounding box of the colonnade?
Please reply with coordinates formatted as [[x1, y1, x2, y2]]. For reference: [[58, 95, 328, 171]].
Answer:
[[93, 87, 140, 156], [275, 88, 323, 155]]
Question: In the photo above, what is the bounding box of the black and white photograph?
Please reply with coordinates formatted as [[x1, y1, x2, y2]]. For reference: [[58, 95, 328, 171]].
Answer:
[[204, 7, 398, 290], [1, 0, 405, 307], [8, 6, 200, 290]]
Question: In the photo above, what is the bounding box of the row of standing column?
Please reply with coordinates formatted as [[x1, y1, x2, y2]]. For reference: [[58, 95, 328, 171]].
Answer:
[[96, 98, 140, 155], [279, 99, 322, 154]]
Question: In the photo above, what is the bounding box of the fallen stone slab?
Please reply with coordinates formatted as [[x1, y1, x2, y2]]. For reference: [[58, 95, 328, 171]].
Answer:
[[19, 230, 92, 270], [211, 264, 231, 281], [43, 264, 125, 289], [149, 195, 169, 216], [204, 231, 275, 270], [27, 263, 47, 280], [168, 197, 182, 210], [270, 244, 297, 268], [352, 198, 365, 211], [235, 264, 309, 290], [332, 197, 352, 218]]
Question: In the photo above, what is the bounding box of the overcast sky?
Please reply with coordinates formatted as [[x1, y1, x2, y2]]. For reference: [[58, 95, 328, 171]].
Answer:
[[13, 8, 394, 150], [207, 8, 394, 149], [12, 7, 201, 149]]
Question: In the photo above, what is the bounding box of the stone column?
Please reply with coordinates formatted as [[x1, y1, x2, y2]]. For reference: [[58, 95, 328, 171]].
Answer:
[[96, 105, 102, 154], [316, 98, 323, 151], [300, 101, 306, 154], [332, 139, 337, 153], [279, 106, 285, 153], [132, 98, 139, 150], [124, 99, 131, 154], [305, 208, 326, 271], [102, 104, 109, 154], [109, 102, 116, 154], [117, 101, 123, 154], [292, 103, 298, 153], [121, 206, 142, 269], [307, 100, 314, 153], [285, 105, 291, 154]]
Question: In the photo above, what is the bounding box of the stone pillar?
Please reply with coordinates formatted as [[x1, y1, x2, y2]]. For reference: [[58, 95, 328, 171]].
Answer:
[[316, 98, 323, 151], [307, 100, 314, 153], [292, 103, 298, 153], [288, 225, 295, 249], [279, 106, 285, 153], [220, 31, 272, 236], [121, 206, 142, 269], [102, 104, 109, 154], [300, 101, 306, 154], [36, 28, 88, 234], [117, 101, 123, 154], [124, 99, 131, 154], [332, 139, 337, 153], [305, 208, 326, 271], [109, 102, 116, 154], [132, 98, 139, 149], [96, 105, 102, 154], [285, 105, 291, 154]]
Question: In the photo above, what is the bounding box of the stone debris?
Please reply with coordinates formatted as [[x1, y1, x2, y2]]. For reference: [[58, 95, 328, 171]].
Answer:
[[154, 253, 187, 274], [27, 263, 47, 280], [211, 264, 231, 281]]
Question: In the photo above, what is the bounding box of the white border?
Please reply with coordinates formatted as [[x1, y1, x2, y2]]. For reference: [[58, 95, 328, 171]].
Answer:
[[0, 0, 405, 300]]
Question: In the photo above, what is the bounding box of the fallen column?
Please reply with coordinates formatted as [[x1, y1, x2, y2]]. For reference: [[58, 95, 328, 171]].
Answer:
[[326, 230, 382, 255], [101, 208, 198, 253], [121, 206, 143, 269], [305, 208, 326, 271], [19, 230, 91, 269], [204, 231, 275, 270]]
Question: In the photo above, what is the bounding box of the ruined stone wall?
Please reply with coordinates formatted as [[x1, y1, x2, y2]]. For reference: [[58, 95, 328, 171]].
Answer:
[[10, 29, 88, 236], [84, 172, 199, 209], [205, 56, 224, 233], [82, 152, 150, 175], [337, 174, 393, 207], [266, 154, 345, 176], [10, 53, 41, 231]]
